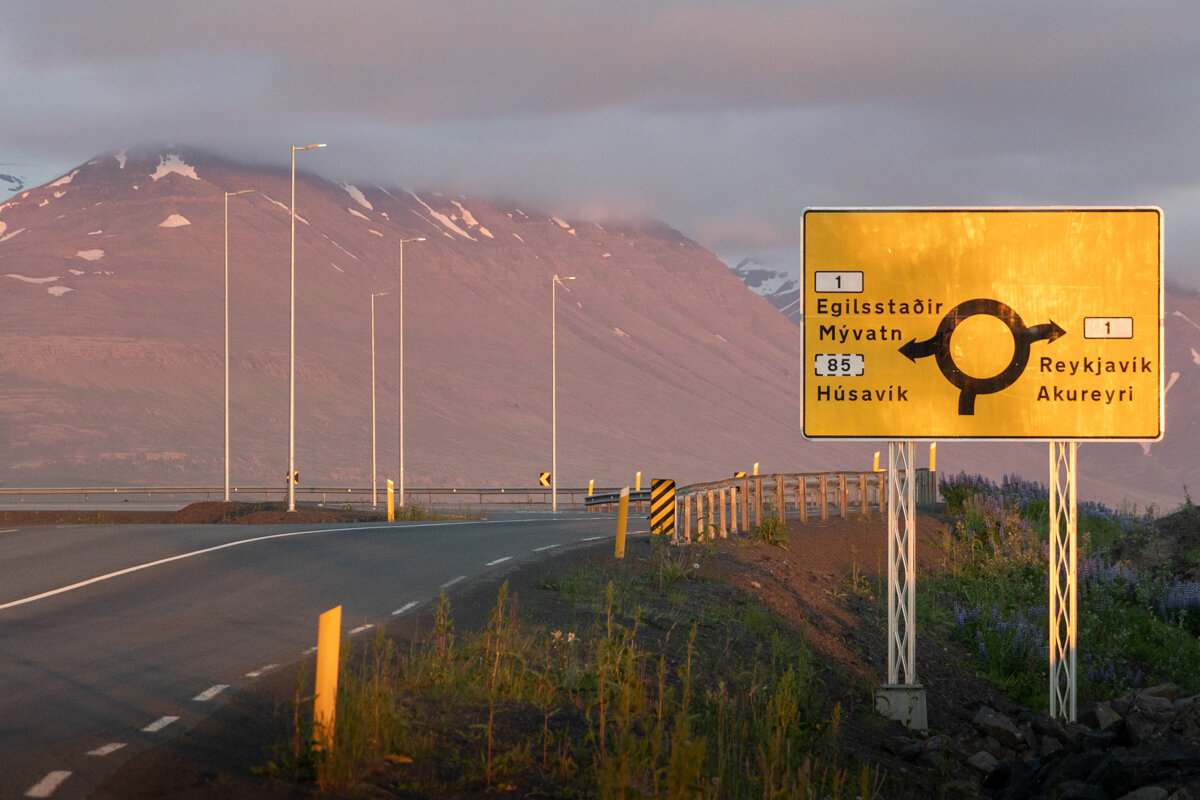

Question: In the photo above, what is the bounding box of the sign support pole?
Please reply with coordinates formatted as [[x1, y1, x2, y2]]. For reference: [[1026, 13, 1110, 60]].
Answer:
[[1049, 441, 1079, 722], [876, 440, 926, 729]]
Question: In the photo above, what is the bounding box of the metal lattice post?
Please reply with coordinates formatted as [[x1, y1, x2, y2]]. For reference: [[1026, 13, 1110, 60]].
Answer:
[[1049, 441, 1078, 722], [887, 441, 917, 686]]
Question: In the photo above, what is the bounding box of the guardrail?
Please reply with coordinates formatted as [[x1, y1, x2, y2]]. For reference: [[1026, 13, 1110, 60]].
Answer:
[[583, 489, 651, 512], [0, 486, 620, 509], [671, 469, 936, 543]]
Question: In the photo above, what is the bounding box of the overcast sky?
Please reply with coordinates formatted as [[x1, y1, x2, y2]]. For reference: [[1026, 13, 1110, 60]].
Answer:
[[3, 1, 1199, 289]]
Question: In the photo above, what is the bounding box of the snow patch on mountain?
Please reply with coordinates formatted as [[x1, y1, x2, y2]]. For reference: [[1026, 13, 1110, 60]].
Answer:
[[159, 214, 191, 228], [0, 226, 25, 242], [7, 274, 60, 284], [151, 154, 199, 181], [76, 249, 104, 261], [409, 192, 475, 240], [342, 183, 373, 210], [47, 286, 73, 297], [452, 201, 493, 239], [115, 149, 128, 169], [348, 208, 370, 221], [49, 170, 78, 188]]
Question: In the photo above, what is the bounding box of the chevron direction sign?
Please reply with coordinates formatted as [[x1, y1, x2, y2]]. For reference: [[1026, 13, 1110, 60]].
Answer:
[[538, 472, 551, 488], [650, 479, 676, 537], [802, 208, 1163, 441]]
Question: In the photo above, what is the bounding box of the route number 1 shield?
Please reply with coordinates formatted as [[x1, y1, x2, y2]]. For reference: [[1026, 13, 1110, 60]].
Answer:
[[802, 208, 1163, 441]]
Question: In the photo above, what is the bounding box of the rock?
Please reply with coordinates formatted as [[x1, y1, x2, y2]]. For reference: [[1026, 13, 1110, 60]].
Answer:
[[1034, 713, 1074, 745], [1172, 699, 1200, 743], [1118, 788, 1168, 800], [967, 749, 999, 774], [1168, 782, 1200, 799], [1039, 734, 1065, 758], [1079, 701, 1124, 731], [975, 705, 1026, 748]]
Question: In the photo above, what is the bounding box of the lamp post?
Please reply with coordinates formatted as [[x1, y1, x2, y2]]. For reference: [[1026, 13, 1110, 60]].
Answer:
[[224, 189, 254, 503], [552, 274, 576, 513], [397, 236, 425, 509], [370, 292, 389, 508], [289, 143, 325, 512]]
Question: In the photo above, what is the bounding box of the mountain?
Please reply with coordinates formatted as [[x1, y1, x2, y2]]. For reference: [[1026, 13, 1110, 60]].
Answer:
[[0, 147, 1196, 513], [730, 256, 800, 324]]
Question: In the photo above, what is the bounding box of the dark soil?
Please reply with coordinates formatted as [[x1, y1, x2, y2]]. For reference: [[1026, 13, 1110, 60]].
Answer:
[[91, 510, 1019, 798]]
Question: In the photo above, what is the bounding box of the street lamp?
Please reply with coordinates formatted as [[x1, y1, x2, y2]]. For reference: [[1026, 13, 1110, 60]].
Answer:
[[398, 236, 425, 509], [289, 143, 325, 512], [370, 291, 390, 508], [224, 189, 254, 503], [552, 274, 576, 513]]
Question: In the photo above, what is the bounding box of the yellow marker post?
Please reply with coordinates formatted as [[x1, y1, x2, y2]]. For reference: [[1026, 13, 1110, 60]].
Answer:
[[387, 479, 395, 522], [615, 487, 630, 559], [929, 442, 937, 473], [588, 479, 595, 497], [314, 605, 342, 751], [635, 471, 641, 491], [753, 462, 759, 476], [873, 451, 881, 472]]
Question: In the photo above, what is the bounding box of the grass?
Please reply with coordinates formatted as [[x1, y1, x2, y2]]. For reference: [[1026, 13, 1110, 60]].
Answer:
[[261, 534, 886, 798], [923, 472, 1200, 710]]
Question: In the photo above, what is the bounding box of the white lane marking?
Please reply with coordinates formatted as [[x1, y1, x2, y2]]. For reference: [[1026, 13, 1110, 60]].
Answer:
[[0, 521, 462, 612], [303, 646, 318, 655], [193, 684, 228, 702], [532, 543, 560, 552], [349, 624, 374, 635], [581, 536, 606, 542], [142, 716, 179, 733], [88, 743, 126, 757], [440, 575, 466, 589], [485, 556, 513, 566], [391, 601, 418, 616], [0, 528, 18, 534], [246, 664, 279, 678], [25, 770, 71, 797]]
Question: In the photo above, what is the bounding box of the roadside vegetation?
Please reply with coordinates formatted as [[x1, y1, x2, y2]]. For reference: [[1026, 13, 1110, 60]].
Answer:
[[924, 473, 1200, 710], [260, 518, 883, 799]]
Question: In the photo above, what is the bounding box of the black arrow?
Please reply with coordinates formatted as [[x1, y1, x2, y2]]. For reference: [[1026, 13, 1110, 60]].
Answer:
[[1026, 320, 1066, 344], [899, 335, 942, 362]]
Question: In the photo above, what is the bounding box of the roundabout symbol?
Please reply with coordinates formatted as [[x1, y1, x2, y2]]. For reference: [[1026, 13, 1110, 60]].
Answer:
[[899, 298, 1065, 415]]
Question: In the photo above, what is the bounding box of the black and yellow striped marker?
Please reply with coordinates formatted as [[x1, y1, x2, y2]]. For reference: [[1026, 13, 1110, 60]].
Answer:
[[650, 478, 676, 537]]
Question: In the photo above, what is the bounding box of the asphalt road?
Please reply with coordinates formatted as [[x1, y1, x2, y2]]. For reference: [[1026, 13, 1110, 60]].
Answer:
[[0, 514, 622, 799]]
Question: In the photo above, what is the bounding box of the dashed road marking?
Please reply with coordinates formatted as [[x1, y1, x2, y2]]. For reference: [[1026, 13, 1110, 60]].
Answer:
[[193, 684, 228, 702], [581, 536, 605, 542], [440, 575, 466, 589], [485, 556, 513, 566], [25, 770, 71, 798], [246, 664, 279, 678], [0, 528, 18, 534], [533, 544, 560, 552], [349, 624, 374, 635], [391, 601, 419, 616], [88, 743, 126, 757], [142, 716, 178, 733]]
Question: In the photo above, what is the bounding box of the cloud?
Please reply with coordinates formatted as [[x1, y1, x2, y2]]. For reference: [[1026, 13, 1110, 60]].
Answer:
[[2, 1, 1199, 287]]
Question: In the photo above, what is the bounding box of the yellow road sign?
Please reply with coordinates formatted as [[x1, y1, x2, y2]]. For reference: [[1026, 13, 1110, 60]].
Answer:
[[802, 208, 1163, 440], [539, 472, 551, 488]]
